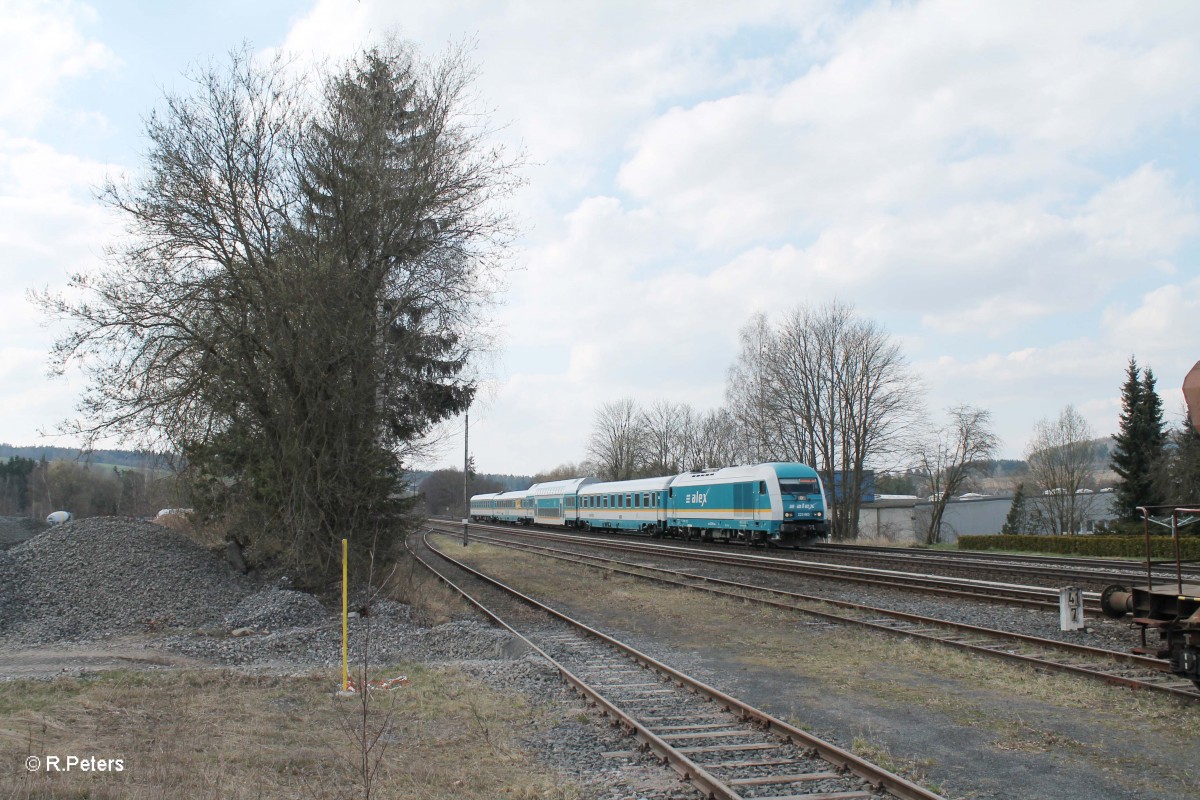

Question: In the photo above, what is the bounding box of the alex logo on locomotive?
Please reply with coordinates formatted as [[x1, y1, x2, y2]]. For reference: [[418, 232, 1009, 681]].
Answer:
[[685, 491, 709, 506]]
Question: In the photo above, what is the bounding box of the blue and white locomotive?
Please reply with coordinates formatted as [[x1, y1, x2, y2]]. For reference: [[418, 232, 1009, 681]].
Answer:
[[470, 462, 827, 547]]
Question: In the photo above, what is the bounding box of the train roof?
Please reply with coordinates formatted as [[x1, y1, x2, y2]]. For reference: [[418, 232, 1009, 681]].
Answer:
[[527, 477, 598, 496], [669, 463, 820, 487], [469, 492, 500, 502], [579, 475, 676, 494]]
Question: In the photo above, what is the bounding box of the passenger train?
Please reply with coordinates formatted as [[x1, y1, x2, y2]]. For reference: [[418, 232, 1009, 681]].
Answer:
[[469, 462, 828, 546]]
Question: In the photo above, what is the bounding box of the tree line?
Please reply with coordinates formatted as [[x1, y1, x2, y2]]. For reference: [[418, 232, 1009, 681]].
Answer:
[[578, 301, 929, 540], [576, 306, 1200, 542], [1109, 357, 1200, 522], [0, 456, 184, 520], [35, 40, 517, 580]]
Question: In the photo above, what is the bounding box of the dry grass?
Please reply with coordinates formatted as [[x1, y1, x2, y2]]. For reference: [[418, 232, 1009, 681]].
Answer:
[[0, 664, 581, 800], [380, 547, 473, 627], [431, 534, 1200, 797]]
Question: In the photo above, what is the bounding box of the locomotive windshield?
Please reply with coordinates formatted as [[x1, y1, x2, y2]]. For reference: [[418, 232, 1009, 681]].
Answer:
[[778, 479, 819, 496]]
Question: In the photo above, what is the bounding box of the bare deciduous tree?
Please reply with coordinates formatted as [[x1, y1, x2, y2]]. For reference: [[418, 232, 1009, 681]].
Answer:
[[916, 404, 999, 544], [726, 301, 923, 539], [587, 399, 648, 481], [640, 400, 704, 475], [688, 407, 747, 471], [1026, 405, 1097, 534], [726, 313, 796, 463], [531, 462, 592, 483]]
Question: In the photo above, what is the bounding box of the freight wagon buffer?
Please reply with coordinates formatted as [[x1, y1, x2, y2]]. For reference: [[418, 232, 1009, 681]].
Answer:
[[1101, 505, 1200, 690]]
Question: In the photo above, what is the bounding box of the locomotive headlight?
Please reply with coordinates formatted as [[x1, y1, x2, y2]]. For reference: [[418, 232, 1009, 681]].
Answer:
[[815, 511, 823, 517], [784, 511, 794, 519]]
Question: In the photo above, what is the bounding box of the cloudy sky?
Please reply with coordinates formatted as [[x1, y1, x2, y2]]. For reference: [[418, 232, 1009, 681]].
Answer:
[[2, 0, 1199, 477]]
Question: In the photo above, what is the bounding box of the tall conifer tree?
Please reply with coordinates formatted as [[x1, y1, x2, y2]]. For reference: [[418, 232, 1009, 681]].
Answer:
[[1111, 357, 1167, 519], [1140, 367, 1167, 508]]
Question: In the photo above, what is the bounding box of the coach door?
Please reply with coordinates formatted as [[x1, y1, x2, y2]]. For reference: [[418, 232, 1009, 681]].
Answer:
[[734, 482, 754, 520]]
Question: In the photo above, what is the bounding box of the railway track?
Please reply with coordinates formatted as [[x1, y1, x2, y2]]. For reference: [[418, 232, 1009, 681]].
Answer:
[[444, 521, 1104, 611], [410, 529, 945, 800], [428, 523, 1200, 703], [805, 542, 1200, 591]]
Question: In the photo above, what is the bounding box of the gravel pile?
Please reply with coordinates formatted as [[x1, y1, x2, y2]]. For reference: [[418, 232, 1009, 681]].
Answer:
[[1, 516, 252, 643], [224, 588, 328, 631]]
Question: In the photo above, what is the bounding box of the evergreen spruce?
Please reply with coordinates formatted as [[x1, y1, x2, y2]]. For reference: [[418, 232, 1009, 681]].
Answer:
[[1001, 482, 1027, 535], [1111, 357, 1167, 518], [1140, 367, 1167, 507], [1111, 357, 1145, 519]]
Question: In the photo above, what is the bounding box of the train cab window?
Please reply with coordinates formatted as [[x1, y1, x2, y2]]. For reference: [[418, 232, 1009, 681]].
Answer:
[[759, 481, 767, 494]]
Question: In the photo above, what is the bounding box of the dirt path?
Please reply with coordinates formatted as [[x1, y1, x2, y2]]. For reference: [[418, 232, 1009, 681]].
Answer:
[[0, 641, 207, 679]]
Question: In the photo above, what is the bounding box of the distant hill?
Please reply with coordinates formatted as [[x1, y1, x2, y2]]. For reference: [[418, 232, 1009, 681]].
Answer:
[[0, 444, 175, 471]]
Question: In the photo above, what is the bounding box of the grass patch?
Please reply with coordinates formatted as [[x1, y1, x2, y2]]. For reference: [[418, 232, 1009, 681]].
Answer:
[[0, 664, 581, 799], [851, 733, 940, 794]]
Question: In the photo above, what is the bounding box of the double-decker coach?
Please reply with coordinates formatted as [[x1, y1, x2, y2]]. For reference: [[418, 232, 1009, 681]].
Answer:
[[527, 477, 597, 527], [577, 475, 673, 533]]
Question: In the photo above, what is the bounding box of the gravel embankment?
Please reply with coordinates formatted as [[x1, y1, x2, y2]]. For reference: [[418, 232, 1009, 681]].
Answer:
[[0, 517, 692, 799], [0, 516, 252, 642]]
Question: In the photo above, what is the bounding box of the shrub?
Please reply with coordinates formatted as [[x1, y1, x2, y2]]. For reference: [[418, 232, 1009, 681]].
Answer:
[[957, 533, 1200, 559]]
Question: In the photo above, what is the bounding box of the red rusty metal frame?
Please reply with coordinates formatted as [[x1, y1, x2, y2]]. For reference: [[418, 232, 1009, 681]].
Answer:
[[1136, 505, 1200, 596]]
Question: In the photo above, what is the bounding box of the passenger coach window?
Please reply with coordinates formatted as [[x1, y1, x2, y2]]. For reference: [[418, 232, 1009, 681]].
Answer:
[[634, 494, 640, 508]]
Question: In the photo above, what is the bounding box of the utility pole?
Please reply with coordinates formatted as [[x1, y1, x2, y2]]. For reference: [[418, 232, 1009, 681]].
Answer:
[[462, 412, 469, 546]]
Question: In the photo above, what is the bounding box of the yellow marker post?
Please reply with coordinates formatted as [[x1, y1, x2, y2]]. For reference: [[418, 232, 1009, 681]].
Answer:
[[341, 537, 349, 692]]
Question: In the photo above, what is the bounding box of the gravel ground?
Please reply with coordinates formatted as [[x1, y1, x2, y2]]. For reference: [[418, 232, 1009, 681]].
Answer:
[[473, 530, 1147, 651], [0, 517, 699, 799]]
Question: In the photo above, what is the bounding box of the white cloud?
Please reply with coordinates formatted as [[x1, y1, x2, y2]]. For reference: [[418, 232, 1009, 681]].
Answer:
[[1103, 277, 1200, 356], [0, 0, 118, 129]]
